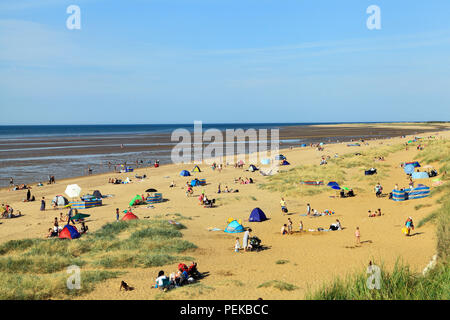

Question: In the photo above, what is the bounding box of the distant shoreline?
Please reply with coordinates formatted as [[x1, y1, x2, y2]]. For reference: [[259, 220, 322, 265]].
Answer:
[[1, 122, 448, 188]]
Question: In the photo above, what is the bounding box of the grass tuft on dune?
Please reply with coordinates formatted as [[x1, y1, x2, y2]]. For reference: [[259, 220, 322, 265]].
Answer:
[[0, 218, 196, 299]]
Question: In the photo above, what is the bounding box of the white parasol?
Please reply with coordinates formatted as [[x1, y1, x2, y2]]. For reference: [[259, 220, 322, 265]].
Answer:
[[65, 184, 82, 198]]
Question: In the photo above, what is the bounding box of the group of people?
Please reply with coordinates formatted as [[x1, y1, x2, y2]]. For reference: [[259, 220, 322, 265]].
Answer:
[[234, 228, 253, 252], [0, 203, 22, 219], [368, 208, 382, 217], [153, 262, 201, 291], [108, 178, 123, 184], [234, 177, 254, 184]]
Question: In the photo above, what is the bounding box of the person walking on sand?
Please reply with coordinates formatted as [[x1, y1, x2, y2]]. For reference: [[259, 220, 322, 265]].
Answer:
[[280, 198, 287, 214], [40, 197, 46, 211], [355, 227, 361, 246], [116, 208, 120, 222], [405, 217, 414, 236], [306, 203, 311, 216]]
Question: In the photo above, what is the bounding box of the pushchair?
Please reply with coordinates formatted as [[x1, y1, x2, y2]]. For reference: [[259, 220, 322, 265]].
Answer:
[[249, 236, 263, 252]]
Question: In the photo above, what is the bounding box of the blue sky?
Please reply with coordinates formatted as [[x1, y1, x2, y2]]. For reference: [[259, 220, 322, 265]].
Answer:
[[0, 0, 449, 124]]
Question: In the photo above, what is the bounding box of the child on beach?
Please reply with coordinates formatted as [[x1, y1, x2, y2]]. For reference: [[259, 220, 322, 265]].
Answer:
[[235, 238, 241, 252], [299, 220, 303, 232], [306, 203, 311, 215], [287, 218, 293, 234], [355, 227, 361, 246], [281, 224, 288, 235]]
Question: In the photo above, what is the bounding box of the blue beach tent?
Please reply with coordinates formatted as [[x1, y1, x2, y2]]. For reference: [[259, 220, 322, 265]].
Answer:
[[224, 220, 245, 233], [180, 170, 191, 177], [404, 164, 415, 175], [249, 208, 267, 222]]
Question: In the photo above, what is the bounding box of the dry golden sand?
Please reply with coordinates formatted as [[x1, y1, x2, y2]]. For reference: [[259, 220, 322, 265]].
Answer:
[[0, 125, 449, 300]]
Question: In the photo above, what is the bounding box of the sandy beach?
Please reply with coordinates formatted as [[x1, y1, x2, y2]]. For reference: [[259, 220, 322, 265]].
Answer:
[[0, 123, 449, 300]]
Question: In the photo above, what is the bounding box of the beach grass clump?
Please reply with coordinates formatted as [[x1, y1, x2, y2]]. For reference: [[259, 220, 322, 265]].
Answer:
[[0, 218, 196, 299], [307, 260, 449, 300], [258, 164, 346, 197], [0, 270, 121, 300], [258, 280, 298, 291], [275, 259, 289, 265]]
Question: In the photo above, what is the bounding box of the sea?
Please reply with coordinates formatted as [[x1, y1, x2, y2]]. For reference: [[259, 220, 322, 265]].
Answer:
[[0, 123, 319, 187]]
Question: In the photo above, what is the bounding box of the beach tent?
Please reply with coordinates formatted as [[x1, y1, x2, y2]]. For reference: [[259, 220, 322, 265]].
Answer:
[[224, 220, 245, 233], [300, 144, 307, 147], [129, 195, 144, 206], [92, 190, 103, 199], [59, 225, 81, 239], [180, 170, 191, 177], [404, 164, 415, 175], [275, 155, 286, 160], [52, 195, 69, 206], [122, 212, 139, 220], [192, 165, 201, 172], [406, 161, 421, 168], [249, 208, 267, 222], [281, 160, 290, 166], [248, 165, 258, 172], [327, 182, 340, 188], [261, 158, 271, 165], [190, 179, 203, 187], [412, 172, 429, 179]]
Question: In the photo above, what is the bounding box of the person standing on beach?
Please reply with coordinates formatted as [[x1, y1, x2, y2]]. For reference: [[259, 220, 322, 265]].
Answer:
[[9, 177, 14, 187], [116, 208, 120, 222], [243, 228, 251, 252], [307, 203, 311, 216], [287, 218, 293, 234], [40, 197, 46, 211], [355, 227, 361, 246], [299, 220, 303, 232]]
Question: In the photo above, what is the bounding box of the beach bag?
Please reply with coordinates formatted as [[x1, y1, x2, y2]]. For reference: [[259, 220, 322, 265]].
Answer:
[[402, 227, 409, 235], [282, 207, 288, 213]]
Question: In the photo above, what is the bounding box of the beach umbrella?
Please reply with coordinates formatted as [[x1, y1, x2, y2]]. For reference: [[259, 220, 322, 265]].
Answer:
[[331, 185, 341, 190], [65, 184, 81, 198], [70, 213, 90, 221], [341, 187, 350, 191], [145, 188, 157, 192]]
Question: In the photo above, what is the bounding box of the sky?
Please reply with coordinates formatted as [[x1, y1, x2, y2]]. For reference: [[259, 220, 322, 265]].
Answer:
[[0, 0, 449, 125]]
